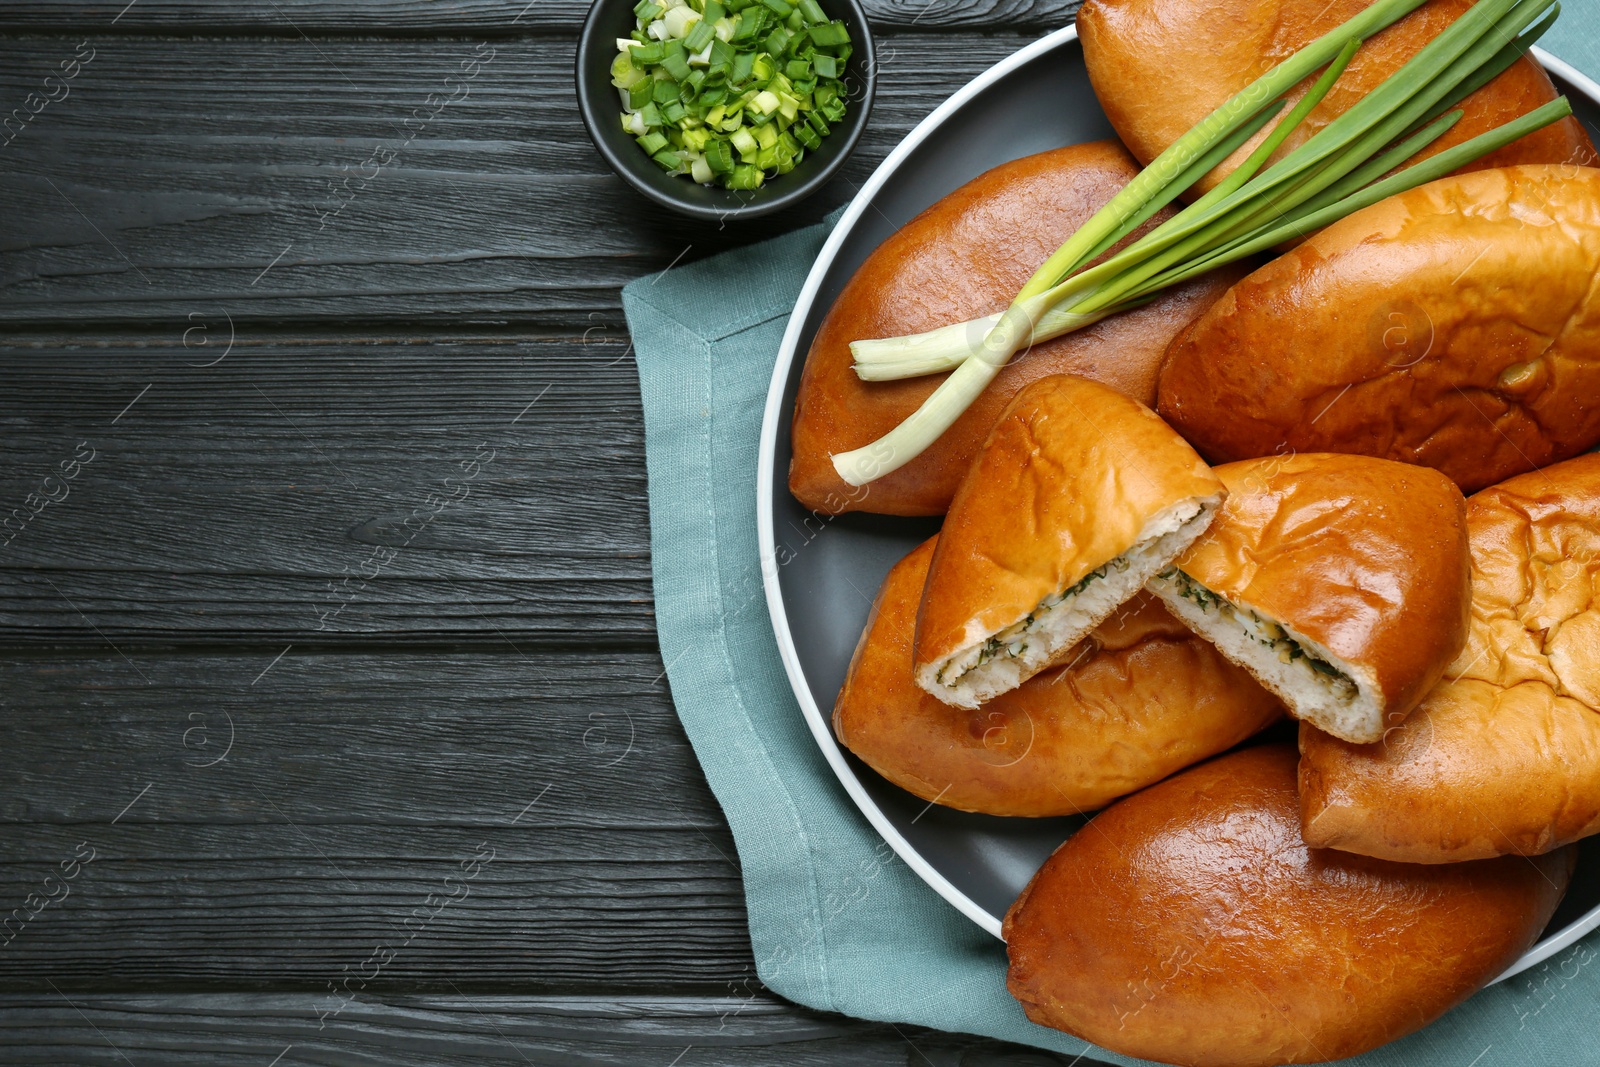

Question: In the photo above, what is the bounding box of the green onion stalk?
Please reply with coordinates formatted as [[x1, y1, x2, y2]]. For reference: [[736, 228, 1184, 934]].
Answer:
[[830, 0, 1570, 487]]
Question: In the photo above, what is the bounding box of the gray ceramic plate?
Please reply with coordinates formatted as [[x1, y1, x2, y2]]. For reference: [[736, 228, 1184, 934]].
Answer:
[[756, 24, 1600, 983]]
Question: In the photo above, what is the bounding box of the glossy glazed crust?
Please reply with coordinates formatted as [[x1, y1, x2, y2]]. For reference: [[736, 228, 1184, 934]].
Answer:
[[833, 538, 1281, 816], [1157, 165, 1600, 493], [1003, 745, 1573, 1066], [913, 375, 1224, 671], [1300, 452, 1600, 862], [1175, 454, 1470, 737], [786, 140, 1243, 517], [1078, 0, 1596, 198]]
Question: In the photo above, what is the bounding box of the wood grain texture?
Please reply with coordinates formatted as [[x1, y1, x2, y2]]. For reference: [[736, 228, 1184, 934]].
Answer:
[[0, 648, 751, 990], [0, 7, 1125, 1062], [0, 994, 1110, 1066], [0, 0, 1083, 34], [0, 336, 659, 645], [0, 34, 1035, 328], [0, 643, 1112, 1065]]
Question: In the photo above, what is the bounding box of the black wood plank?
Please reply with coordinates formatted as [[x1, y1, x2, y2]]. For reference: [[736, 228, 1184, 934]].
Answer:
[[0, 644, 1114, 1067], [0, 648, 752, 990], [0, 34, 1034, 328], [0, 993, 1109, 1066], [0, 336, 660, 646], [0, 0, 1082, 34], [0, 823, 749, 989], [0, 15, 1119, 1064]]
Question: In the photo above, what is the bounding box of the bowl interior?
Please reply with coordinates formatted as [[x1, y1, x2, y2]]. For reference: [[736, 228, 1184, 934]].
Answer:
[[576, 0, 875, 220]]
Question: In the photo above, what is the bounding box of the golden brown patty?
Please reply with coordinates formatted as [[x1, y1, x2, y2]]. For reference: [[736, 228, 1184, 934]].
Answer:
[[1004, 744, 1572, 1066], [788, 140, 1243, 517], [1078, 0, 1595, 196], [833, 536, 1281, 816], [1300, 452, 1600, 862], [1158, 166, 1600, 492]]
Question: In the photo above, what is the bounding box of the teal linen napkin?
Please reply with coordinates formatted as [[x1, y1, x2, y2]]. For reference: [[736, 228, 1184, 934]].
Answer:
[[622, 21, 1600, 1063]]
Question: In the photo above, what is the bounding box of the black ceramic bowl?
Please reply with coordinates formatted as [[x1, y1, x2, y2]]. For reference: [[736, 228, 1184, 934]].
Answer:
[[575, 0, 875, 221]]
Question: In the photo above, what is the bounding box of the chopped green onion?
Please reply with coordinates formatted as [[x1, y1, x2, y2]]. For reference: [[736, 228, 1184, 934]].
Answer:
[[705, 138, 735, 173], [616, 0, 848, 190], [611, 52, 642, 85], [737, 9, 767, 40], [661, 48, 692, 82], [685, 18, 717, 53], [728, 163, 764, 189], [730, 125, 759, 160], [809, 19, 850, 47], [662, 5, 698, 37]]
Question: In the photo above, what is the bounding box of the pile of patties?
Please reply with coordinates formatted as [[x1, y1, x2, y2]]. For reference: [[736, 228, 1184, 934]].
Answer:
[[791, 1, 1600, 1064]]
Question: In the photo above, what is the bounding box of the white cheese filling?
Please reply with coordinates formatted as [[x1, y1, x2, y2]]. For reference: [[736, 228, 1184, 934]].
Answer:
[[1147, 568, 1384, 743], [920, 497, 1216, 709]]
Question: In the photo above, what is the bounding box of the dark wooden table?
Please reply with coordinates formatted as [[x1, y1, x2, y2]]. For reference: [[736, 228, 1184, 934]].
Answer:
[[0, 0, 1121, 1063]]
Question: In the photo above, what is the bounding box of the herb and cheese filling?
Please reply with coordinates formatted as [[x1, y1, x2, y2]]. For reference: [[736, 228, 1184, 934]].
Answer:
[[933, 559, 1124, 688], [918, 497, 1218, 709], [1147, 567, 1380, 741]]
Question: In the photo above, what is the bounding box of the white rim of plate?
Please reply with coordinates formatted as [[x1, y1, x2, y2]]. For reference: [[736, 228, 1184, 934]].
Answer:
[[754, 24, 1600, 986]]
